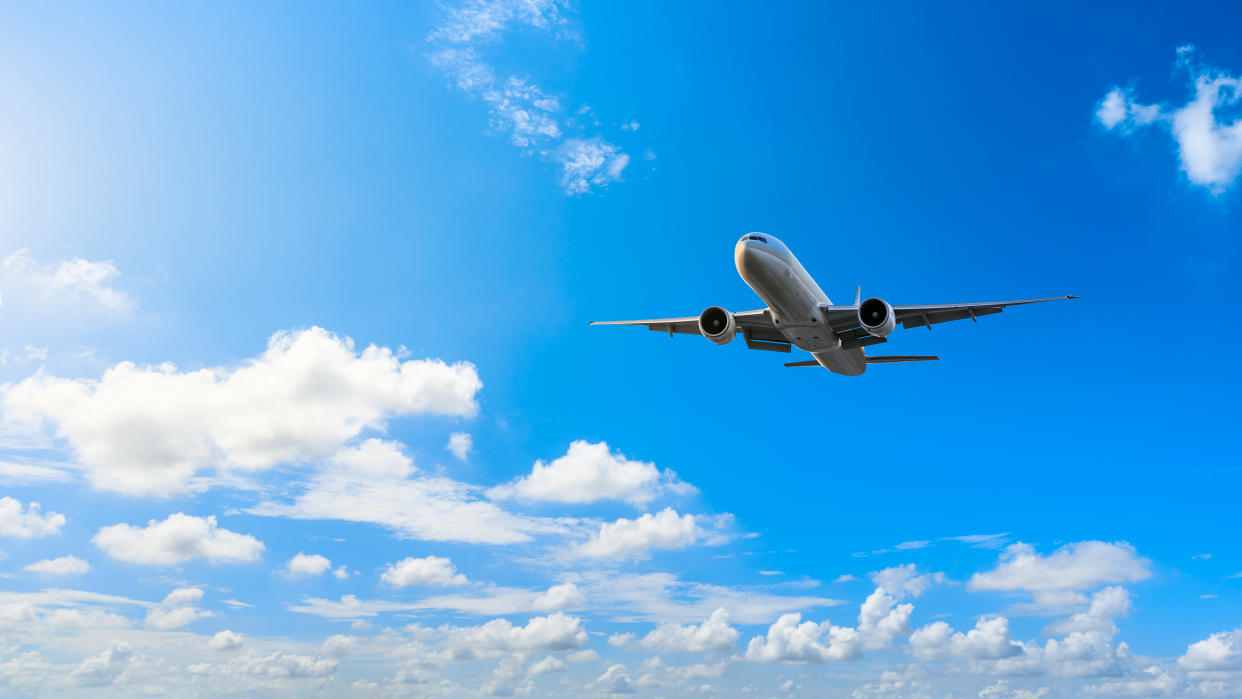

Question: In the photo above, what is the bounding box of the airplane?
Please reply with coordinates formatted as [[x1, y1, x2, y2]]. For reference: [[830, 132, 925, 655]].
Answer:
[[590, 233, 1076, 376]]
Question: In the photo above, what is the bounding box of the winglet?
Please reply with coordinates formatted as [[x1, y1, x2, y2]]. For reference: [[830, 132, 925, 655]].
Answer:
[[854, 285, 861, 305]]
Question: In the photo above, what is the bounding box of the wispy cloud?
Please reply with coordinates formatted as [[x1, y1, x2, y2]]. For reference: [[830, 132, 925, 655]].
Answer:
[[1098, 46, 1242, 193], [426, 0, 636, 195]]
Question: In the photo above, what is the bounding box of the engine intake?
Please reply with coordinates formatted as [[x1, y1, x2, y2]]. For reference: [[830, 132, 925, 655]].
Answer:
[[858, 297, 896, 337], [698, 306, 737, 345]]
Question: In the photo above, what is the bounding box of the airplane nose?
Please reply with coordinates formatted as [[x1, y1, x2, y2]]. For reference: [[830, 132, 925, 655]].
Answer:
[[735, 239, 766, 279], [734, 240, 752, 275]]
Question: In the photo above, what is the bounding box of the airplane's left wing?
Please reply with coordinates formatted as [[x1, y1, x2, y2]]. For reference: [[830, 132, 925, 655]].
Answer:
[[590, 309, 791, 351], [820, 296, 1077, 335]]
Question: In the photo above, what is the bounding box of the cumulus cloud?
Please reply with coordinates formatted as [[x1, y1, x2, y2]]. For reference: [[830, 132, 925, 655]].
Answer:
[[250, 440, 563, 545], [23, 555, 90, 575], [869, 564, 945, 599], [532, 582, 585, 611], [0, 249, 135, 315], [744, 588, 911, 662], [914, 586, 1137, 678], [144, 587, 211, 630], [967, 541, 1150, 593], [1, 327, 481, 496], [209, 630, 244, 651], [92, 513, 264, 565], [1179, 628, 1242, 671], [489, 440, 694, 506], [909, 617, 1024, 661], [1098, 47, 1242, 192], [381, 556, 469, 587], [573, 508, 727, 560], [527, 655, 566, 675], [442, 612, 589, 659], [285, 553, 332, 577], [639, 607, 740, 653], [426, 0, 634, 195], [0, 498, 65, 538], [594, 663, 635, 694], [446, 432, 472, 461], [70, 641, 137, 687]]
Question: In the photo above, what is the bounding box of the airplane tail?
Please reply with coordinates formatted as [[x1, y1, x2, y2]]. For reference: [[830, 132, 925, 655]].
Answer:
[[785, 355, 939, 367], [865, 355, 938, 363]]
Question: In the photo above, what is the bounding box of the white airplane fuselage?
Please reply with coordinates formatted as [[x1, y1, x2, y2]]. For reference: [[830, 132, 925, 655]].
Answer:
[[734, 233, 868, 376]]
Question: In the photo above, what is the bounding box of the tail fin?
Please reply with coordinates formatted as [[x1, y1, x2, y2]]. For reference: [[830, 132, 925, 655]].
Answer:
[[865, 355, 939, 363]]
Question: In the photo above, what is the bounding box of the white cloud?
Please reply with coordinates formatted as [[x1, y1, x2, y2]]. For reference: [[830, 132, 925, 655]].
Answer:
[[916, 586, 1137, 678], [92, 513, 264, 565], [70, 641, 136, 687], [0, 497, 64, 538], [42, 608, 131, 630], [285, 553, 332, 577], [967, 541, 1150, 593], [0, 249, 135, 316], [489, 440, 694, 506], [532, 582, 585, 611], [869, 564, 944, 598], [744, 612, 862, 663], [381, 556, 469, 587], [0, 460, 74, 485], [23, 556, 90, 575], [553, 137, 631, 195], [1, 327, 481, 496], [249, 440, 563, 545], [639, 607, 739, 653], [1044, 586, 1132, 636], [144, 587, 211, 630], [744, 588, 911, 662], [527, 655, 566, 675], [144, 605, 211, 630], [442, 612, 588, 659], [1098, 48, 1242, 192], [608, 632, 635, 648], [446, 432, 472, 461], [909, 617, 1024, 661], [564, 570, 843, 625], [1179, 628, 1242, 671], [427, 0, 634, 195], [209, 630, 244, 651], [332, 565, 349, 580], [290, 580, 583, 621], [574, 508, 721, 560], [319, 634, 358, 657], [594, 663, 635, 694]]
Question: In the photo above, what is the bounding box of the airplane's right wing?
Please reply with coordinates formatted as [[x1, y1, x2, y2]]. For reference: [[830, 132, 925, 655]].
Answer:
[[589, 308, 792, 352]]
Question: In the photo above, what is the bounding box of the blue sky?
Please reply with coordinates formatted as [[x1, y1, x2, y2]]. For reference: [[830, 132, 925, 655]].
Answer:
[[1, 0, 1242, 696]]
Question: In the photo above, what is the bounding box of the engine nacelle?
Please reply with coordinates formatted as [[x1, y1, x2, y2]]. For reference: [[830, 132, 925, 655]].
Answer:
[[858, 297, 896, 337], [698, 306, 737, 345]]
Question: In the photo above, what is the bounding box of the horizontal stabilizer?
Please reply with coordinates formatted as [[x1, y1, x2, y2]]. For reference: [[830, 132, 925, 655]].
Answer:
[[866, 355, 939, 363]]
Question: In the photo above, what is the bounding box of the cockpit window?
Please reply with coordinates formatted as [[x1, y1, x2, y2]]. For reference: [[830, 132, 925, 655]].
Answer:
[[747, 235, 767, 243]]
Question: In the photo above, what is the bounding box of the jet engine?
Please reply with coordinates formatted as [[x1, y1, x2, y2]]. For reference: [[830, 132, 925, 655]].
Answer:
[[858, 297, 896, 337], [698, 306, 737, 345]]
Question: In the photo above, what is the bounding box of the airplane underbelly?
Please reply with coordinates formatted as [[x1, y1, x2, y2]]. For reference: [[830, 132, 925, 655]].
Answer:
[[815, 349, 866, 376], [737, 245, 838, 351]]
